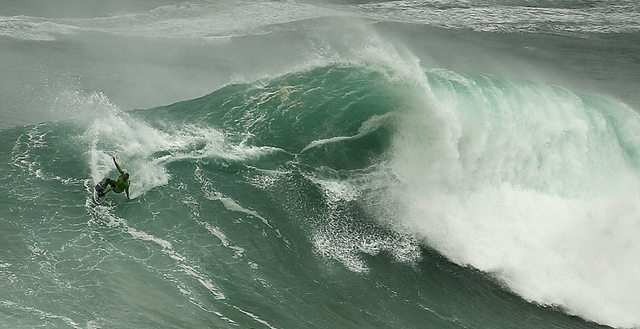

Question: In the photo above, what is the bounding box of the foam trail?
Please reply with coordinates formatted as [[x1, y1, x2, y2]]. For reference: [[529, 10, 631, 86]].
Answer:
[[194, 164, 272, 228], [179, 191, 247, 258], [89, 195, 226, 301], [0, 300, 88, 329], [388, 70, 640, 328], [201, 222, 246, 258], [301, 113, 395, 153]]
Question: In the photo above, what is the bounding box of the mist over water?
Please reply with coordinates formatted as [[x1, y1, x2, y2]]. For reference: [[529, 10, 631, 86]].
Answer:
[[2, 1, 640, 328], [387, 71, 640, 327]]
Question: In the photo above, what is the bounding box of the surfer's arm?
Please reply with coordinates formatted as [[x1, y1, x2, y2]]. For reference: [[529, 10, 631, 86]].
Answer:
[[113, 157, 125, 175], [126, 186, 130, 200]]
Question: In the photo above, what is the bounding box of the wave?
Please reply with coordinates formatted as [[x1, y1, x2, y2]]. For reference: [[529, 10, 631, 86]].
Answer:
[[181, 63, 640, 327], [353, 0, 640, 34], [3, 61, 639, 328], [4, 0, 639, 42], [0, 16, 79, 41], [105, 63, 640, 327], [0, 1, 345, 41]]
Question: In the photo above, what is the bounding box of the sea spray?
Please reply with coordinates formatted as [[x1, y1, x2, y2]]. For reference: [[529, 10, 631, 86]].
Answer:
[[388, 69, 640, 327]]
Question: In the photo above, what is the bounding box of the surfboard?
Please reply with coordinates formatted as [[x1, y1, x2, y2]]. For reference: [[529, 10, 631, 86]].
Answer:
[[93, 182, 106, 204]]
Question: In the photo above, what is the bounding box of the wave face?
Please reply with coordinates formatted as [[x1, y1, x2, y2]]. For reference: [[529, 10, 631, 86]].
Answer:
[[2, 61, 639, 328]]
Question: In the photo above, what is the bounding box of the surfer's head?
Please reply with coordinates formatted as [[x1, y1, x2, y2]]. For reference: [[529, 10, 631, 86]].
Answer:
[[124, 173, 129, 180]]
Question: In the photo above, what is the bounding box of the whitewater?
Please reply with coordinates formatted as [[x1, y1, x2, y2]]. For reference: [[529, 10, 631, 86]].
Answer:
[[2, 1, 640, 328]]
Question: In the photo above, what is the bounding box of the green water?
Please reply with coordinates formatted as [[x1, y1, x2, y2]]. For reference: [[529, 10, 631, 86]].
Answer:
[[3, 0, 640, 327], [2, 63, 632, 328]]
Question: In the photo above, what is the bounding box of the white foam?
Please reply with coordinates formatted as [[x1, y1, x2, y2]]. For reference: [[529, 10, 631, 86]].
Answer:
[[0, 300, 85, 329], [387, 70, 640, 328], [201, 222, 245, 258], [301, 113, 395, 153], [59, 1, 346, 40], [0, 16, 78, 41], [308, 170, 421, 273], [1, 2, 341, 41], [89, 202, 226, 301], [351, 0, 640, 34], [63, 89, 280, 199], [194, 164, 273, 228]]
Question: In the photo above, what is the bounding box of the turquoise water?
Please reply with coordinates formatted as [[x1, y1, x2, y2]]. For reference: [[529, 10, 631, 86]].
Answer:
[[2, 1, 640, 328]]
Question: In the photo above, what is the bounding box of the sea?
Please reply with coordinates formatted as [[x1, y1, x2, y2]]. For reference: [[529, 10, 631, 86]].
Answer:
[[1, 0, 640, 328]]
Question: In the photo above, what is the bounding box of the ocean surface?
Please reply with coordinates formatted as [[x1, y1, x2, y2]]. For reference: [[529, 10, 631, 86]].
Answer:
[[2, 1, 640, 328]]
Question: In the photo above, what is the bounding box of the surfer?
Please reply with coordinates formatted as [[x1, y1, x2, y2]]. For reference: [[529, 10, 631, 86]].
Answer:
[[100, 156, 130, 200]]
